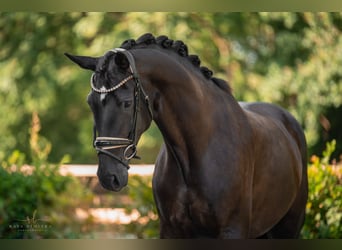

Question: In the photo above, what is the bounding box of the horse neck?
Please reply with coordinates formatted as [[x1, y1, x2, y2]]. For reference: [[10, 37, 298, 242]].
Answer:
[[135, 48, 246, 174]]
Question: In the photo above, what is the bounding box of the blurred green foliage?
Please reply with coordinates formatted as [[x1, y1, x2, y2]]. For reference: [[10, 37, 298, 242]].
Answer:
[[125, 175, 159, 238], [0, 113, 93, 238], [0, 12, 341, 163], [301, 140, 342, 238]]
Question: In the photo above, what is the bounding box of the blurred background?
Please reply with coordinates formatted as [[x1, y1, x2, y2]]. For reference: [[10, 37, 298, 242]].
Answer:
[[0, 12, 341, 238]]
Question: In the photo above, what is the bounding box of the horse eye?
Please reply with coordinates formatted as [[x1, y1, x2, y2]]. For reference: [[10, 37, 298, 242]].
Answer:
[[124, 100, 132, 108]]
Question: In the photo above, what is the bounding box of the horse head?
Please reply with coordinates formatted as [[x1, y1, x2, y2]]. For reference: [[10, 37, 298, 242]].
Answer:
[[65, 49, 153, 191]]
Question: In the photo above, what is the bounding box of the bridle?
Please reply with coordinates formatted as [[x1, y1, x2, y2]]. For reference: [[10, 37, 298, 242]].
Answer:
[[91, 48, 153, 169]]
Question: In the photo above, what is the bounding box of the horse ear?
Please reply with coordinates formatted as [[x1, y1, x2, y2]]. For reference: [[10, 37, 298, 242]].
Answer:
[[64, 53, 98, 71], [114, 52, 129, 70]]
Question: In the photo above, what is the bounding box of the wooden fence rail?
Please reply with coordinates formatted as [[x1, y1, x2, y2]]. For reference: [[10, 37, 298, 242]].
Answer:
[[60, 164, 154, 177]]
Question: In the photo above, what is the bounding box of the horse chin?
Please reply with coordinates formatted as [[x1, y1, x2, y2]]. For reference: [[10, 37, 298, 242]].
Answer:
[[97, 163, 128, 192]]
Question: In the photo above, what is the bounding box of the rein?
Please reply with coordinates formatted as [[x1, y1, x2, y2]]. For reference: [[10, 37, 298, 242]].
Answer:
[[91, 48, 153, 169]]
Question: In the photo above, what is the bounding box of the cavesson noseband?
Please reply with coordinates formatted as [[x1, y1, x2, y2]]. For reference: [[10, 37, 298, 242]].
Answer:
[[91, 48, 153, 169]]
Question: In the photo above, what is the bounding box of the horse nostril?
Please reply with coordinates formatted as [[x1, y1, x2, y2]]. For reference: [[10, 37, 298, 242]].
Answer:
[[112, 175, 121, 189]]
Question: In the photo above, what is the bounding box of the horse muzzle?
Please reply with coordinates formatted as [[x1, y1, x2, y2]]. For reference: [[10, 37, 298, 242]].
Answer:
[[96, 160, 128, 192]]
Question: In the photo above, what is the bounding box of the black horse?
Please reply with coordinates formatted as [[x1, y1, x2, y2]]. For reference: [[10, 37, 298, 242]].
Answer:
[[65, 33, 308, 238]]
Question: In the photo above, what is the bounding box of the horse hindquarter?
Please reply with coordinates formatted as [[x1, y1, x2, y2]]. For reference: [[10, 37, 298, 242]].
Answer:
[[244, 108, 303, 237]]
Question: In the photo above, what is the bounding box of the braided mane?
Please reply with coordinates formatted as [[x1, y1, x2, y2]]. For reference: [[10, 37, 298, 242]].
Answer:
[[120, 33, 231, 93]]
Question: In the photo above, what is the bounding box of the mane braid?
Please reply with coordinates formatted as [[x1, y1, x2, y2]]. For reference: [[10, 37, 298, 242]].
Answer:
[[120, 33, 231, 93]]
